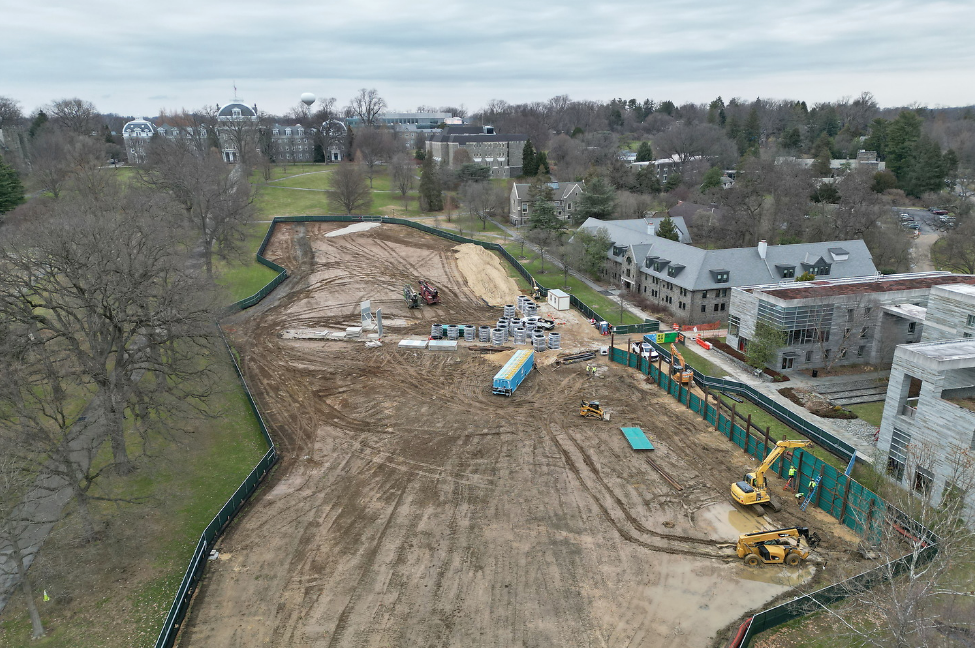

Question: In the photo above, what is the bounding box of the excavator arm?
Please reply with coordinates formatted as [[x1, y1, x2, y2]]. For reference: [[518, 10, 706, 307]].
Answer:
[[731, 439, 811, 514]]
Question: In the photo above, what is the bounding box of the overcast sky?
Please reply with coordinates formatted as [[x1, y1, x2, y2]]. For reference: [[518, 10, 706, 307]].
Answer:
[[3, 0, 973, 119]]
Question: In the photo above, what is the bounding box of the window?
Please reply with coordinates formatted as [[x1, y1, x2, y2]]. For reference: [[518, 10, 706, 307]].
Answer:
[[839, 348, 847, 359], [781, 267, 795, 279], [824, 349, 831, 360], [714, 304, 720, 311], [782, 356, 794, 370], [805, 350, 813, 362], [701, 291, 708, 299], [728, 316, 740, 337], [847, 309, 855, 322], [845, 328, 851, 338], [720, 303, 726, 311], [968, 314, 975, 327], [966, 333, 973, 338], [701, 305, 707, 313], [888, 428, 910, 482], [913, 467, 933, 495], [857, 345, 866, 357], [860, 327, 869, 338], [865, 307, 872, 317], [908, 322, 916, 334], [715, 272, 729, 283], [668, 266, 678, 277]]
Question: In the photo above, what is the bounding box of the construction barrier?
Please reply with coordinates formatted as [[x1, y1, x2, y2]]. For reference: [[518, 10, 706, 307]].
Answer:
[[608, 346, 940, 647]]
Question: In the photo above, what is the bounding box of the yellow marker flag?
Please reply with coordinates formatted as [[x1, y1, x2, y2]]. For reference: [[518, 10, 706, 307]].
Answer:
[[43, 590, 50, 602]]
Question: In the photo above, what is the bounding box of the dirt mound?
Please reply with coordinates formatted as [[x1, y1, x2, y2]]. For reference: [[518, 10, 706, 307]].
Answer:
[[453, 243, 522, 307]]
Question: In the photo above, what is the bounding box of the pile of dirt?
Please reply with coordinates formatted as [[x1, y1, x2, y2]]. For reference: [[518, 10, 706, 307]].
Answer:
[[453, 243, 522, 307], [779, 387, 857, 419]]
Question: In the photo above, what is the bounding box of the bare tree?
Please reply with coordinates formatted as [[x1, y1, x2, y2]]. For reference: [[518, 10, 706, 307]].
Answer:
[[347, 88, 387, 127], [932, 218, 975, 273], [806, 441, 975, 648], [48, 98, 98, 136], [654, 121, 736, 166], [354, 127, 396, 187], [390, 154, 415, 212], [329, 163, 373, 215], [0, 451, 46, 638], [0, 194, 220, 473], [0, 95, 24, 126], [143, 139, 255, 278], [312, 97, 343, 163]]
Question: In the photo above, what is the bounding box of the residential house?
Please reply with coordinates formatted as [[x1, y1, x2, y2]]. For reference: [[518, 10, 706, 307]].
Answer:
[[345, 111, 454, 151], [579, 217, 878, 326], [726, 272, 975, 371], [122, 118, 156, 164], [509, 181, 584, 226]]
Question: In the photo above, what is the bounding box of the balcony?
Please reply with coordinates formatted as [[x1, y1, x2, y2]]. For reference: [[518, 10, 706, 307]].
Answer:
[[900, 397, 919, 419]]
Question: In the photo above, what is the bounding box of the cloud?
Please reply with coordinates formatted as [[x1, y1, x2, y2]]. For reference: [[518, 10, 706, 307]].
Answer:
[[2, 0, 973, 115]]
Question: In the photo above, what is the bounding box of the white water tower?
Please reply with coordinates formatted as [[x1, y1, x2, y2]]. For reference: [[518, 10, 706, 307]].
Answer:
[[300, 92, 316, 108]]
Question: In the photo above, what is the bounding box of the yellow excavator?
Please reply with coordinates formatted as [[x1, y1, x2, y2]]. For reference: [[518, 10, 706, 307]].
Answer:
[[737, 526, 821, 567], [670, 343, 694, 386], [731, 439, 811, 515]]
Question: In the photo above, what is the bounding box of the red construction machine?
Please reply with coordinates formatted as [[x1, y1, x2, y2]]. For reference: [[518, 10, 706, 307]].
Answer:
[[418, 280, 440, 305]]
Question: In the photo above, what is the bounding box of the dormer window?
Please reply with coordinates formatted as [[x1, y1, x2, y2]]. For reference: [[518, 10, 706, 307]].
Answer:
[[711, 269, 730, 283], [232, 108, 241, 118], [612, 246, 626, 256], [653, 259, 670, 272], [776, 264, 795, 278], [667, 264, 684, 278]]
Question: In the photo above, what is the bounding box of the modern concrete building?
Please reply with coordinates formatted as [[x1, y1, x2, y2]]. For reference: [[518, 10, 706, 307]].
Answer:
[[426, 126, 527, 178], [877, 338, 975, 524], [726, 273, 975, 370], [579, 217, 878, 326], [509, 181, 584, 226]]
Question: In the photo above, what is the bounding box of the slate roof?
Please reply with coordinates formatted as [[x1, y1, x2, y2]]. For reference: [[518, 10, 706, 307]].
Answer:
[[512, 181, 584, 201], [579, 217, 878, 292], [217, 102, 257, 118], [122, 119, 155, 135]]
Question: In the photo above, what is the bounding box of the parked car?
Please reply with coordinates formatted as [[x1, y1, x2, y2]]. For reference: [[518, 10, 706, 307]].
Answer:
[[902, 221, 920, 230], [932, 209, 949, 216], [899, 213, 914, 221]]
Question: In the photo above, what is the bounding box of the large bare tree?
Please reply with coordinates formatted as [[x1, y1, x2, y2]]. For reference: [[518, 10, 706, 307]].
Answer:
[[347, 88, 387, 127], [328, 163, 373, 215], [354, 127, 397, 187], [0, 194, 220, 473], [143, 139, 255, 278], [390, 154, 415, 212], [48, 98, 98, 136]]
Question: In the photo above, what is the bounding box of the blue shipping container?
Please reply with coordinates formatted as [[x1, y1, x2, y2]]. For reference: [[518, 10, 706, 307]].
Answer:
[[492, 350, 535, 396]]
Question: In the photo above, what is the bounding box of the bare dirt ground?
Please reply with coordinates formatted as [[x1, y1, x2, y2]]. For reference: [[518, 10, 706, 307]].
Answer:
[[180, 223, 858, 648]]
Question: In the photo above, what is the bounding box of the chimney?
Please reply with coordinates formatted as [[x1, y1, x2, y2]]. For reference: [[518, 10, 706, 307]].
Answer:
[[758, 240, 768, 259], [647, 221, 655, 236]]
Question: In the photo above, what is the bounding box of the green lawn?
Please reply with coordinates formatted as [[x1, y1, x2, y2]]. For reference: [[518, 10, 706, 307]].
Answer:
[[503, 245, 643, 326], [847, 401, 885, 428], [254, 185, 331, 217], [268, 170, 334, 190]]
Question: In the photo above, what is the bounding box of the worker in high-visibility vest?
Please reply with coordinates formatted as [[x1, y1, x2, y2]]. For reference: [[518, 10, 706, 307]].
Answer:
[[784, 465, 798, 492]]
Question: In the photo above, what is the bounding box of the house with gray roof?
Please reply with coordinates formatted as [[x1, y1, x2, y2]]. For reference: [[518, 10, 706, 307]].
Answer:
[[579, 216, 878, 325], [122, 118, 155, 164], [509, 181, 584, 226]]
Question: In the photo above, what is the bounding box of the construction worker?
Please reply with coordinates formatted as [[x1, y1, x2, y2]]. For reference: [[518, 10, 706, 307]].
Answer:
[[795, 491, 805, 504], [784, 465, 797, 492]]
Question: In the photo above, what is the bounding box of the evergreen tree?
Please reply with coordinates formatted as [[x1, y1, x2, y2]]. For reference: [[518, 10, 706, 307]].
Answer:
[[811, 133, 833, 177], [27, 110, 47, 139], [700, 166, 723, 192], [635, 141, 654, 162], [573, 176, 616, 224], [0, 154, 25, 215], [903, 136, 948, 197], [635, 164, 662, 194], [536, 151, 550, 176], [886, 111, 923, 184], [863, 118, 889, 159], [522, 139, 538, 177], [528, 199, 561, 231], [781, 126, 802, 151], [656, 216, 680, 241], [418, 154, 443, 212]]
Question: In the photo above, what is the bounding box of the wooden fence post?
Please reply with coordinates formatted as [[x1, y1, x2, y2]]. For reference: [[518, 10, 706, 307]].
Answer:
[[746, 413, 753, 454], [838, 475, 851, 527], [813, 465, 826, 509], [730, 402, 737, 442]]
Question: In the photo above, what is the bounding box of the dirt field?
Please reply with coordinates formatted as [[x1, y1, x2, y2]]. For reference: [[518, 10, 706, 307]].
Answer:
[[181, 223, 856, 648]]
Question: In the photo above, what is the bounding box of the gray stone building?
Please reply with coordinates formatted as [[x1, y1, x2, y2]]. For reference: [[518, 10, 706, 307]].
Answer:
[[509, 181, 584, 226], [877, 338, 975, 525], [121, 118, 156, 164], [426, 125, 526, 178], [579, 217, 877, 326], [919, 284, 975, 343], [726, 273, 975, 371]]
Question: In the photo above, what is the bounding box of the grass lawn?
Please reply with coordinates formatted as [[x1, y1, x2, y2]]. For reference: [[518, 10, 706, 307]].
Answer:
[[503, 244, 643, 326], [0, 384, 268, 648], [847, 401, 885, 428], [268, 170, 334, 191], [254, 185, 331, 217]]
